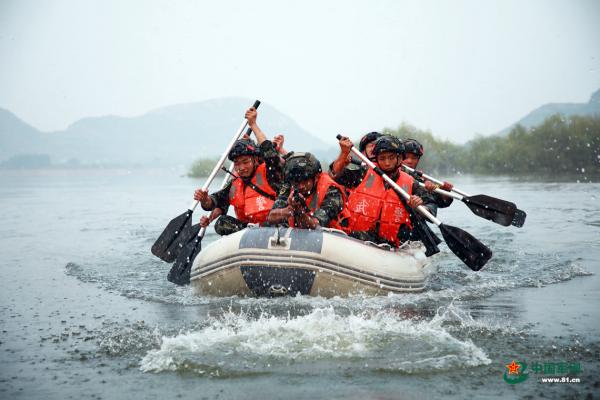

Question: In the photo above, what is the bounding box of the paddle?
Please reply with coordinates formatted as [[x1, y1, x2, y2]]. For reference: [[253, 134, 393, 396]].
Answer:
[[412, 180, 516, 227], [401, 164, 526, 228], [337, 135, 492, 271], [167, 163, 236, 285], [151, 100, 260, 262], [511, 209, 527, 228]]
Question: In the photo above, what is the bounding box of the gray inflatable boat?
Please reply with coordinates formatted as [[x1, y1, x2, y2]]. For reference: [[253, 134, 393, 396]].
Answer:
[[190, 226, 431, 298]]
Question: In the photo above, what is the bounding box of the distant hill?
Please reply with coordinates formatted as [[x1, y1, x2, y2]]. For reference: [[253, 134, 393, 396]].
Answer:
[[498, 88, 600, 135], [0, 98, 329, 168], [0, 108, 44, 159]]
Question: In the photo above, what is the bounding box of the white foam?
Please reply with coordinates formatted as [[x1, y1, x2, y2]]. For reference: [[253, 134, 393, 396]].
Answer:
[[140, 306, 490, 373]]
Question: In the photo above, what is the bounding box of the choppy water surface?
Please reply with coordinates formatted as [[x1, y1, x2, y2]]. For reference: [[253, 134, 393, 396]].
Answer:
[[0, 169, 598, 399]]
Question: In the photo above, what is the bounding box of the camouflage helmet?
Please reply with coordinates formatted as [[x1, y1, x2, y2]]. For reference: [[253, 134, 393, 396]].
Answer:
[[359, 131, 384, 153], [284, 152, 322, 182], [403, 138, 424, 157], [373, 135, 405, 157], [228, 139, 260, 161]]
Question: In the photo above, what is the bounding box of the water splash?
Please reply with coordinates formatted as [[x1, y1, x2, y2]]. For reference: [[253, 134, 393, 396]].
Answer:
[[140, 306, 491, 375]]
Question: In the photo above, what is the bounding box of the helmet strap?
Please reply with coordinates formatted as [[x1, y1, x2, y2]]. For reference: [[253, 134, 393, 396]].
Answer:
[[308, 176, 317, 195]]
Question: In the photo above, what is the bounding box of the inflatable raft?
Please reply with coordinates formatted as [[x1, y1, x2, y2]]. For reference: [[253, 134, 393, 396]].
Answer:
[[190, 226, 431, 298]]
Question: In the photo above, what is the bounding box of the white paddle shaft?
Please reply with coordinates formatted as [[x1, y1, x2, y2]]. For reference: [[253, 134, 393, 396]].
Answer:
[[415, 181, 464, 201], [188, 100, 260, 211], [401, 164, 471, 197]]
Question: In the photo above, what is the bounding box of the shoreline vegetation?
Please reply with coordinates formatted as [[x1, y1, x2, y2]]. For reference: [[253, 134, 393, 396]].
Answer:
[[188, 113, 599, 179], [384, 114, 599, 177], [187, 157, 221, 178]]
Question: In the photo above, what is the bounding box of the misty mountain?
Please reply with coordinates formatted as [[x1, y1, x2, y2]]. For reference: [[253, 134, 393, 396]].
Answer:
[[497, 88, 600, 135], [0, 108, 45, 158], [0, 98, 329, 167]]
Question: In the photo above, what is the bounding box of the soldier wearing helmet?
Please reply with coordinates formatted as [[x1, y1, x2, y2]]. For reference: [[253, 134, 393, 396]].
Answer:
[[402, 138, 453, 208], [329, 132, 383, 187], [342, 135, 438, 246], [266, 152, 349, 230], [193, 107, 284, 235]]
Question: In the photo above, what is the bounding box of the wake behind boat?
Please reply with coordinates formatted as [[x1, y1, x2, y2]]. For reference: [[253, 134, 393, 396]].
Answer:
[[190, 226, 431, 298]]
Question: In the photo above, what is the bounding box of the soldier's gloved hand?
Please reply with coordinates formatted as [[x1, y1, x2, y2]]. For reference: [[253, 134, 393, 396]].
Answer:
[[199, 215, 210, 228], [407, 195, 423, 209]]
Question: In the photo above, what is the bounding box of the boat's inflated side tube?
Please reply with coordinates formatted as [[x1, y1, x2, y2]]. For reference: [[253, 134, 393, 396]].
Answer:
[[190, 226, 429, 297]]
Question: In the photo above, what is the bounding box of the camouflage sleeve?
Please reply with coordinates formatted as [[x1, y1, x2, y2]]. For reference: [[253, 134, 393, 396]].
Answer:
[[312, 187, 344, 227], [413, 181, 438, 217], [432, 191, 454, 208], [206, 180, 233, 213], [260, 140, 284, 192], [270, 182, 291, 210], [330, 162, 367, 188]]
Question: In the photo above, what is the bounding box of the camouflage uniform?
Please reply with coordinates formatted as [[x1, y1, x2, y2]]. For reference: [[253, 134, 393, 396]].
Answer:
[[269, 182, 345, 228], [401, 137, 453, 208], [213, 214, 248, 236], [430, 189, 454, 208], [329, 158, 367, 189]]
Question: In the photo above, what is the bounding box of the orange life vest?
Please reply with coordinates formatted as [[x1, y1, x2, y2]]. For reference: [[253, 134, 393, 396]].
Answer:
[[288, 173, 350, 230], [229, 162, 277, 224], [345, 168, 414, 246]]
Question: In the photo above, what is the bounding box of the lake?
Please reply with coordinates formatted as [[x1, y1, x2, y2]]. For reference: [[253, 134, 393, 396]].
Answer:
[[0, 169, 598, 399]]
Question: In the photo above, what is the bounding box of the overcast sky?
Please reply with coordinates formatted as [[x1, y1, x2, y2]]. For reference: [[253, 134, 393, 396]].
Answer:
[[1, 0, 599, 143]]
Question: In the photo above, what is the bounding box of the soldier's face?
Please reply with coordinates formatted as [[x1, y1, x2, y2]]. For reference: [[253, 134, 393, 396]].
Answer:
[[365, 142, 377, 160], [376, 152, 400, 173], [234, 156, 257, 178], [296, 177, 315, 197], [402, 153, 420, 169]]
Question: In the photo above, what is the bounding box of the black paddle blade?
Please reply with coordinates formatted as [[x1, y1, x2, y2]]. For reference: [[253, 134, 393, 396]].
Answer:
[[439, 223, 492, 271], [511, 209, 527, 228], [167, 236, 202, 285], [161, 222, 201, 263], [462, 194, 516, 227], [151, 210, 194, 262]]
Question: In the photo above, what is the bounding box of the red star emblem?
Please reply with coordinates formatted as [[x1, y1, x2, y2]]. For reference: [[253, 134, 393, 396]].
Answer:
[[506, 360, 521, 375]]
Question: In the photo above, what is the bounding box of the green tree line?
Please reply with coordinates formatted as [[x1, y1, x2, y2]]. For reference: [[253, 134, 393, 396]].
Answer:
[[384, 114, 600, 176], [188, 157, 220, 177]]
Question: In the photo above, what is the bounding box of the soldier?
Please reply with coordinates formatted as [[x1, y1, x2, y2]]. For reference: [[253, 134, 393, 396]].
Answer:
[[193, 107, 283, 235], [329, 131, 383, 186], [266, 152, 349, 230], [402, 138, 453, 208], [341, 135, 438, 246]]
